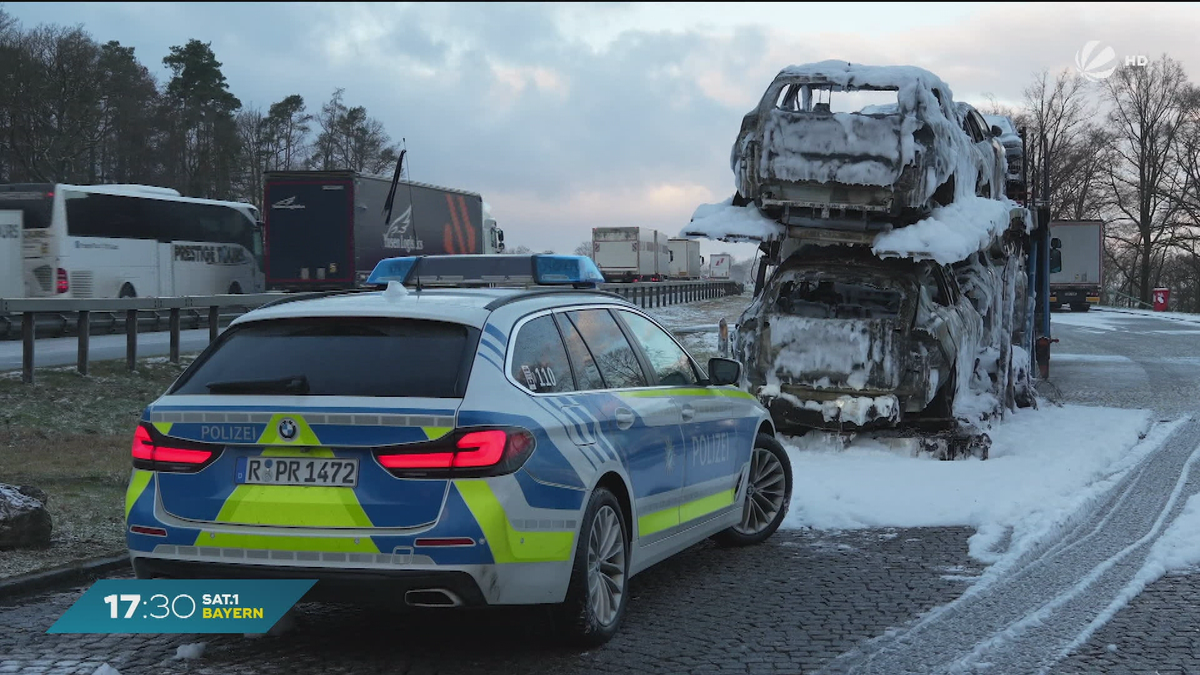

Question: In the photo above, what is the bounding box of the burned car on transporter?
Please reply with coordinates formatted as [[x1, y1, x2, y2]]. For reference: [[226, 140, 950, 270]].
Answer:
[[730, 61, 1007, 229], [733, 245, 980, 433], [983, 114, 1026, 203]]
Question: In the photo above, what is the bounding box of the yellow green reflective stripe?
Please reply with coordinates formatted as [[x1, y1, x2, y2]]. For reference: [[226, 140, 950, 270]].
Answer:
[[194, 531, 379, 553], [679, 488, 736, 522], [125, 470, 153, 519], [152, 422, 173, 435], [422, 426, 452, 440], [620, 387, 755, 400], [255, 413, 321, 445], [456, 480, 574, 563], [212, 447, 373, 528], [638, 487, 739, 536], [638, 507, 679, 536]]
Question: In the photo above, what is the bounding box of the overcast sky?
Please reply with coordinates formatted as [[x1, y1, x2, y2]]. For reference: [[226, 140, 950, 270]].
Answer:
[[8, 2, 1200, 259]]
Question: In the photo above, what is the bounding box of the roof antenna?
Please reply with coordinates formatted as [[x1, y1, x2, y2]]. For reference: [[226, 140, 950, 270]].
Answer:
[[395, 140, 423, 293]]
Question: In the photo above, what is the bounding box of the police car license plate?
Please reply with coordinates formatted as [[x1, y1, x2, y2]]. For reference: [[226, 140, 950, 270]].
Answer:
[[238, 457, 359, 487]]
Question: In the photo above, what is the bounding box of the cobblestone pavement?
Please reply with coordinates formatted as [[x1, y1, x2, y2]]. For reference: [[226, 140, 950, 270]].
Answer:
[[1056, 570, 1200, 674], [0, 528, 983, 675], [817, 419, 1200, 674]]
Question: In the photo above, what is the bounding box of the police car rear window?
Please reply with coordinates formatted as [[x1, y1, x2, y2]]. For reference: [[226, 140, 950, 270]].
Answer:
[[171, 318, 477, 398]]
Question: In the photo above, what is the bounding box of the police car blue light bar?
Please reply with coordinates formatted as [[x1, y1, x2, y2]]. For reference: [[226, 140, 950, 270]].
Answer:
[[366, 254, 606, 288]]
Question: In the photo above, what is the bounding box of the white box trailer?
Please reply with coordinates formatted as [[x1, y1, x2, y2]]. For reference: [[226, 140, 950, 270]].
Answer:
[[0, 210, 21, 297], [1049, 220, 1104, 312], [593, 227, 671, 282], [668, 238, 703, 279], [709, 253, 733, 279]]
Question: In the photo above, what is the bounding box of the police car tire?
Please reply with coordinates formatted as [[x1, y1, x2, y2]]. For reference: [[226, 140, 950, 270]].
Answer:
[[554, 486, 629, 647], [711, 433, 792, 547]]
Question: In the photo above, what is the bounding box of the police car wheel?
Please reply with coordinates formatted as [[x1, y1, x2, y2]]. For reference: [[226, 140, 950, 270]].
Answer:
[[554, 487, 629, 647], [712, 433, 792, 547]]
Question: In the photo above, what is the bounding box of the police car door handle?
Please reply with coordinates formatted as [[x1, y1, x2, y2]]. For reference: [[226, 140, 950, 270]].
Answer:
[[615, 408, 636, 430], [680, 405, 695, 422]]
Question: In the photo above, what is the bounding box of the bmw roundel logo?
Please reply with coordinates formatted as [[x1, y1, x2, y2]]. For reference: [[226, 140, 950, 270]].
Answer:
[[278, 418, 298, 441]]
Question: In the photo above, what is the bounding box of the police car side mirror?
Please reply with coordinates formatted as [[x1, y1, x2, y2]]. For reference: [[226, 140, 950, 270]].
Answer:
[[707, 358, 741, 386]]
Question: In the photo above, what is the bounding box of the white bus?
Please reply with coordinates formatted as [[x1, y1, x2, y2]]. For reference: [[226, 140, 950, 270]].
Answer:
[[0, 183, 264, 299]]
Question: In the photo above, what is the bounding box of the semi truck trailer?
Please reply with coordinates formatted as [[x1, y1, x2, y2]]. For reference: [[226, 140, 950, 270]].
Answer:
[[1049, 220, 1103, 312], [263, 170, 505, 291]]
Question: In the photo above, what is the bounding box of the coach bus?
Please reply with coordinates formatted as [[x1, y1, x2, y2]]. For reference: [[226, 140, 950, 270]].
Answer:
[[0, 183, 264, 298]]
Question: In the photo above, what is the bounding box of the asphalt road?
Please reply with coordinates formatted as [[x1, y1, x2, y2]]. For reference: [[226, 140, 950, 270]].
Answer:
[[3, 304, 1200, 674]]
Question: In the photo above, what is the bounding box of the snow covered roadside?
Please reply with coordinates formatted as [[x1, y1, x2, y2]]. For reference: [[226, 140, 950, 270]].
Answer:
[[781, 404, 1162, 566], [1094, 305, 1200, 325]]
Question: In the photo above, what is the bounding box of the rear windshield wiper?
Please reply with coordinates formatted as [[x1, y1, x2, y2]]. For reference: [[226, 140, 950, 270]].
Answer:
[[205, 375, 310, 395]]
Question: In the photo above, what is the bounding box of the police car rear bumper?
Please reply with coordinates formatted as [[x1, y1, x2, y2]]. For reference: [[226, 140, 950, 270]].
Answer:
[[131, 556, 489, 607]]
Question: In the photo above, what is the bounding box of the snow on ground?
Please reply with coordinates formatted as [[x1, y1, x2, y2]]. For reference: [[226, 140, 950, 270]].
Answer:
[[781, 404, 1159, 566], [1051, 311, 1138, 332], [681, 198, 784, 243], [871, 196, 1026, 265], [1097, 305, 1200, 324], [174, 642, 206, 660], [1051, 353, 1134, 364], [650, 292, 752, 363]]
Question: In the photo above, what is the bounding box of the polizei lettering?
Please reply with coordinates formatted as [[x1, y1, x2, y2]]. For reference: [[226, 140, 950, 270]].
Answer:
[[200, 425, 258, 442], [174, 245, 247, 265], [691, 432, 730, 466]]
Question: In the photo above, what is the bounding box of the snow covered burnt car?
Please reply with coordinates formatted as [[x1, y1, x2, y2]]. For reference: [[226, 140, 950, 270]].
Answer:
[[730, 61, 1005, 230], [733, 245, 980, 433], [983, 114, 1026, 202]]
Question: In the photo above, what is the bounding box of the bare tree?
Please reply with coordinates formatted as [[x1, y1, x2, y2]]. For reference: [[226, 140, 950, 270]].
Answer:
[[265, 94, 310, 170], [573, 241, 593, 258], [235, 106, 268, 209], [1103, 56, 1194, 304], [1022, 69, 1096, 217], [309, 89, 398, 173]]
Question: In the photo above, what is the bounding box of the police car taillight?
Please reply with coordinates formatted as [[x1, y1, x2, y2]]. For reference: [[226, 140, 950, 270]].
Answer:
[[131, 425, 217, 472], [375, 428, 535, 478]]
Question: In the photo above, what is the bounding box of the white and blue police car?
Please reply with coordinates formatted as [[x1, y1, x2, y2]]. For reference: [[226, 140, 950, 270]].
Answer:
[[125, 254, 792, 645]]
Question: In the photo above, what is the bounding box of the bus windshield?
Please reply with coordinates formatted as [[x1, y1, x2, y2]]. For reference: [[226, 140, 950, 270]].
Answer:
[[0, 185, 54, 229]]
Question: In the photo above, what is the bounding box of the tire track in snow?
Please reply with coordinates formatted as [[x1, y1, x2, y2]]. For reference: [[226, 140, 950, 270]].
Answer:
[[816, 417, 1200, 675]]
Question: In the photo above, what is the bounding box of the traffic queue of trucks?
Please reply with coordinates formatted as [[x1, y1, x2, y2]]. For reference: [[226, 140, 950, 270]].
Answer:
[[591, 227, 713, 282]]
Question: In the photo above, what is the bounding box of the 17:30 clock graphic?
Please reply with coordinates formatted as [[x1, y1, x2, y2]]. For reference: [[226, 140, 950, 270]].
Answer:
[[49, 579, 315, 634], [104, 593, 198, 620]]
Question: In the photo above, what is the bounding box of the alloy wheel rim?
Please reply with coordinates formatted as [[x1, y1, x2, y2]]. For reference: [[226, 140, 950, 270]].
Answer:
[[586, 505, 626, 627], [734, 447, 786, 535]]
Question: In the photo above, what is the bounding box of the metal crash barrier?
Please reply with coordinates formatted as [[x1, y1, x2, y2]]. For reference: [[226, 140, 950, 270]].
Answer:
[[1, 294, 282, 384], [2, 280, 743, 384]]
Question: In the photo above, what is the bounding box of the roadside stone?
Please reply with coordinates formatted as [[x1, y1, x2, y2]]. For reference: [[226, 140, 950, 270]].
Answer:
[[0, 483, 52, 549], [17, 485, 49, 507]]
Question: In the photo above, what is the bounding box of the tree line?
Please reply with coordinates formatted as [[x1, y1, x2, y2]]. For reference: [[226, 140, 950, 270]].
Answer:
[[989, 56, 1200, 308], [0, 9, 400, 210]]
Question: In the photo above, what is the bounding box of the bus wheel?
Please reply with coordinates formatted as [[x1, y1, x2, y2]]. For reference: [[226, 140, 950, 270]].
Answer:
[[118, 283, 136, 298], [227, 282, 243, 295]]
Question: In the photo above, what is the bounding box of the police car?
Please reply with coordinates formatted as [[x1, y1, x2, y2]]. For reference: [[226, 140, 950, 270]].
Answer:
[[125, 254, 792, 645]]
